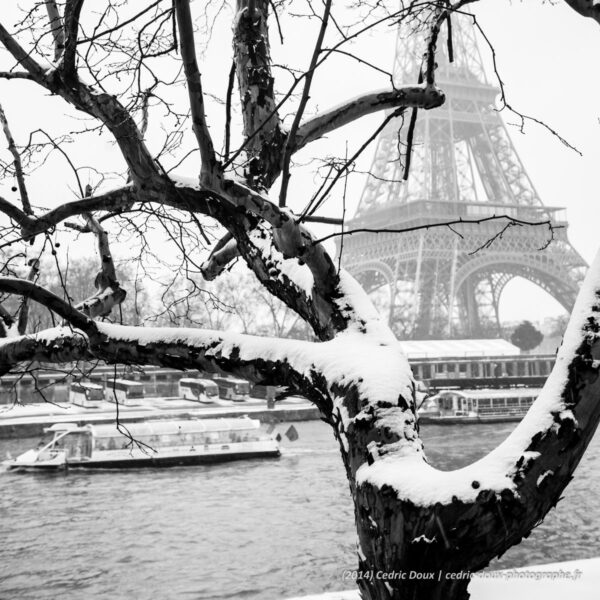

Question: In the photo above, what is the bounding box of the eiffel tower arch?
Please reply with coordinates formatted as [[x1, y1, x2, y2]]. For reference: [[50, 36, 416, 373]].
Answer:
[[338, 14, 587, 339]]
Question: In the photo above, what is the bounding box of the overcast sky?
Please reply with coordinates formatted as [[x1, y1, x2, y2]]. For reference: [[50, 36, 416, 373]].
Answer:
[[0, 0, 598, 327]]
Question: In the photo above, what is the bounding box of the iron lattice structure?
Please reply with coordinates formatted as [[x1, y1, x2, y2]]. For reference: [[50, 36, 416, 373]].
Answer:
[[338, 14, 587, 339]]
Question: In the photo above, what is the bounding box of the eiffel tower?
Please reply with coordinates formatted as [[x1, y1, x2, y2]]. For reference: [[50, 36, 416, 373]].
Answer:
[[338, 14, 587, 339]]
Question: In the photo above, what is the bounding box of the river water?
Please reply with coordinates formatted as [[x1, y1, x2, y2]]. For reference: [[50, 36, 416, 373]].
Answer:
[[1, 421, 599, 600]]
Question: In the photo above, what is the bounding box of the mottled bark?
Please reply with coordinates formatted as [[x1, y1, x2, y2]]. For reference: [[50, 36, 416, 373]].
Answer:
[[233, 0, 286, 189]]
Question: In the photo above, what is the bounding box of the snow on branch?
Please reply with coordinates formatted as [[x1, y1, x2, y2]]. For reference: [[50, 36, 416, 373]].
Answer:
[[354, 249, 600, 508]]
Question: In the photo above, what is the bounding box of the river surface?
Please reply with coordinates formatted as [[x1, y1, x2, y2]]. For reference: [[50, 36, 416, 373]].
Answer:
[[1, 421, 599, 600]]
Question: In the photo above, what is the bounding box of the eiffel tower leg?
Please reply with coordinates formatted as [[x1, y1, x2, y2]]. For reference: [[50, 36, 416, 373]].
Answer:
[[447, 238, 459, 337], [388, 246, 403, 328], [414, 260, 436, 338], [410, 233, 424, 332], [489, 273, 512, 337], [461, 275, 482, 337]]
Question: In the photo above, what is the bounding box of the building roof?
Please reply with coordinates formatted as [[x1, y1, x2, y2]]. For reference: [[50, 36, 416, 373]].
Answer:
[[399, 339, 521, 359], [435, 388, 543, 400], [47, 417, 261, 437]]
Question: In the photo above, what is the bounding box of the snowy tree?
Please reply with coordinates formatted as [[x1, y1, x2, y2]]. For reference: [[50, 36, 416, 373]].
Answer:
[[510, 320, 544, 352], [0, 2, 599, 599]]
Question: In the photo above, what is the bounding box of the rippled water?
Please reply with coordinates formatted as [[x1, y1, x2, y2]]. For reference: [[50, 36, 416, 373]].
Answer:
[[1, 421, 599, 600]]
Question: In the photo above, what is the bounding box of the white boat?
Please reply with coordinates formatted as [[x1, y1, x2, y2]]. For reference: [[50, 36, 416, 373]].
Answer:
[[418, 388, 543, 424], [178, 378, 220, 403], [4, 417, 280, 471]]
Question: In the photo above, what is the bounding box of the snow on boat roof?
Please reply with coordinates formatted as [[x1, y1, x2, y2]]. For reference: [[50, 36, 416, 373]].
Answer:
[[399, 338, 521, 359], [213, 376, 248, 384], [179, 378, 217, 385], [435, 388, 544, 399], [72, 381, 103, 389], [47, 418, 261, 437]]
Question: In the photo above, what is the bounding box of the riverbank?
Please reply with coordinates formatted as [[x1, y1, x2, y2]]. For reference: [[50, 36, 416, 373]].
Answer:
[[286, 557, 600, 600], [0, 396, 320, 438]]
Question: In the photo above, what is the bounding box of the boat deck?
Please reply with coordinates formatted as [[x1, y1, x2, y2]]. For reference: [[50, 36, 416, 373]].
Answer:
[[0, 396, 319, 438]]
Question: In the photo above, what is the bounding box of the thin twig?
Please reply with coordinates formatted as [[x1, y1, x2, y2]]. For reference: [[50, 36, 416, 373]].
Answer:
[[278, 0, 333, 207], [224, 59, 236, 163], [0, 101, 32, 215], [312, 214, 562, 246]]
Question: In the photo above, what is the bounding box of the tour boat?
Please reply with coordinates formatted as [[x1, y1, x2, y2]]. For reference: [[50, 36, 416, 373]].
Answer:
[[4, 417, 280, 471], [418, 387, 542, 424]]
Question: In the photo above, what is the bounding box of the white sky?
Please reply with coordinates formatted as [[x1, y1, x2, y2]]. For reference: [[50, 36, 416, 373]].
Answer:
[[0, 0, 598, 327]]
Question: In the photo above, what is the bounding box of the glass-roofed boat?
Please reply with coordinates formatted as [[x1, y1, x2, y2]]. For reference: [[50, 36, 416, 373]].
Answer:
[[4, 417, 280, 471]]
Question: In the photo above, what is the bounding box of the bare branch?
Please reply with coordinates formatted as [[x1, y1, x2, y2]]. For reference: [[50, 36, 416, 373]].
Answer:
[[0, 277, 93, 331], [232, 0, 285, 189], [201, 234, 239, 280], [294, 86, 444, 152], [75, 190, 127, 319], [173, 0, 218, 181], [0, 185, 136, 242], [223, 59, 236, 163], [63, 0, 85, 76], [44, 0, 65, 63], [16, 259, 40, 335], [279, 0, 332, 207], [312, 214, 560, 246], [0, 101, 32, 215], [0, 71, 35, 80], [0, 22, 48, 83]]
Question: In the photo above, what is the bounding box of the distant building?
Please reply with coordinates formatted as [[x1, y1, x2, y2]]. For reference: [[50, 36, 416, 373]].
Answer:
[[399, 338, 521, 360]]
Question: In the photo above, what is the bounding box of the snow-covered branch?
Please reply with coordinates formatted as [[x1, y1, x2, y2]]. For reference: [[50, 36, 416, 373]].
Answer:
[[342, 250, 600, 588]]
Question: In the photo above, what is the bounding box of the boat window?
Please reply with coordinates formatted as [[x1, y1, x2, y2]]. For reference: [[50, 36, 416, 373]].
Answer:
[[507, 398, 519, 406], [62, 432, 92, 458], [478, 399, 490, 407], [440, 397, 453, 411], [86, 387, 104, 401], [128, 386, 144, 398], [235, 382, 250, 394], [37, 431, 57, 448]]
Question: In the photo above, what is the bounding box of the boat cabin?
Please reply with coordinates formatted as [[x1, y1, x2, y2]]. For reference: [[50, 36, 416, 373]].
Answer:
[[178, 378, 219, 402], [70, 382, 104, 408], [105, 379, 145, 406], [429, 388, 542, 417], [13, 416, 279, 469], [212, 377, 251, 401]]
